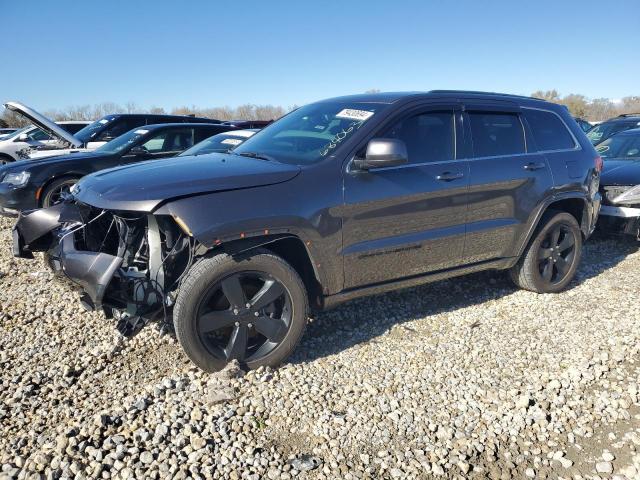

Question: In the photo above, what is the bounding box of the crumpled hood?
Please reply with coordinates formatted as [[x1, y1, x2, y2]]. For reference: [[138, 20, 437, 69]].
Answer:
[[73, 153, 301, 212], [601, 159, 640, 186]]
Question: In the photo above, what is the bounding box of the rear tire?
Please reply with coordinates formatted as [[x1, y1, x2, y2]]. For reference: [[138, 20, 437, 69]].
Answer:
[[41, 177, 78, 208], [0, 154, 14, 165], [510, 210, 582, 293], [173, 249, 309, 372]]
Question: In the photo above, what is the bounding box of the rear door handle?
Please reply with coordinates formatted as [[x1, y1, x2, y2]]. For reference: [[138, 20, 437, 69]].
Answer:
[[436, 172, 464, 181], [524, 162, 546, 171]]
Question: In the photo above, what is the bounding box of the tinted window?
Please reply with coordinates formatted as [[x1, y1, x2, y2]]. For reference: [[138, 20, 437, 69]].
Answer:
[[469, 112, 525, 157], [380, 111, 454, 163], [524, 109, 576, 151], [141, 128, 195, 153], [98, 118, 144, 141], [61, 123, 87, 135]]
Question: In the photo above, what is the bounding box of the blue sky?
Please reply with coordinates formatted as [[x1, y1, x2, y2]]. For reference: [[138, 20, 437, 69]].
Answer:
[[1, 0, 639, 112]]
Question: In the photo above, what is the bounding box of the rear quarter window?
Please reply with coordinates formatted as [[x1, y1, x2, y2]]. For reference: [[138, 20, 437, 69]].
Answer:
[[523, 109, 576, 151]]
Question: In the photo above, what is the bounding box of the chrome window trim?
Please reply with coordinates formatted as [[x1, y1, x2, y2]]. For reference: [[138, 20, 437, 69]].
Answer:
[[522, 106, 582, 153]]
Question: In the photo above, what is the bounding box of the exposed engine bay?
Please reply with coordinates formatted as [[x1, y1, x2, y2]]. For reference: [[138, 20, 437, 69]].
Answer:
[[14, 201, 200, 335]]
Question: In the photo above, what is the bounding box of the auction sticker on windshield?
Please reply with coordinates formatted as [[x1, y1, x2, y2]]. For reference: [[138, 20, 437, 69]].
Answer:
[[335, 109, 375, 121], [134, 129, 149, 135]]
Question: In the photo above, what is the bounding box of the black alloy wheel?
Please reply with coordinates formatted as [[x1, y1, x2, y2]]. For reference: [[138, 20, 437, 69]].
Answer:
[[173, 249, 308, 372], [537, 224, 577, 286], [196, 271, 292, 363], [510, 211, 582, 293]]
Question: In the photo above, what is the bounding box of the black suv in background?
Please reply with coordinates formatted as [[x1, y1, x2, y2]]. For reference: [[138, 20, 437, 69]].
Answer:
[[0, 123, 236, 213], [74, 113, 222, 145], [587, 113, 640, 145], [14, 91, 601, 372]]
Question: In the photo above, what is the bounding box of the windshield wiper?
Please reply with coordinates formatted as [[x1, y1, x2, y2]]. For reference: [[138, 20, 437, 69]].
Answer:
[[234, 151, 274, 162]]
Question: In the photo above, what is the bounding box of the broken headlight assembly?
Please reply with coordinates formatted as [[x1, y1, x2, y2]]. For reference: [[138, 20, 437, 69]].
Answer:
[[611, 184, 640, 206], [2, 171, 30, 187]]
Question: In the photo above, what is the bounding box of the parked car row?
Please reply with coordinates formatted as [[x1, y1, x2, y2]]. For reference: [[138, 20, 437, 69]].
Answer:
[[11, 90, 605, 373]]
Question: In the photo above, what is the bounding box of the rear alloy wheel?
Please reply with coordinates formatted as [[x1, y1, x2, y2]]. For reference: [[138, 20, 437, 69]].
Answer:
[[174, 249, 308, 372], [41, 178, 77, 207], [510, 211, 582, 293]]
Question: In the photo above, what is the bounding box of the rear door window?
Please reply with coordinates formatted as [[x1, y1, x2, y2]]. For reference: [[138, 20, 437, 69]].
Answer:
[[141, 128, 195, 153], [468, 112, 525, 157], [523, 109, 576, 151]]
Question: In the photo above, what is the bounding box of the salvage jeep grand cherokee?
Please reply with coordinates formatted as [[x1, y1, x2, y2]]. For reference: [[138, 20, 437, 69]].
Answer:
[[13, 91, 602, 372]]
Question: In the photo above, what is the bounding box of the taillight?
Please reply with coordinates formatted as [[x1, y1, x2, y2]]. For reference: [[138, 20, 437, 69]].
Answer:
[[594, 155, 603, 173]]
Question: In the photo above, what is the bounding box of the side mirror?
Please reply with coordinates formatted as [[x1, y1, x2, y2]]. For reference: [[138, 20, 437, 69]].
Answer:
[[352, 138, 408, 170], [128, 146, 148, 157], [17, 133, 28, 142]]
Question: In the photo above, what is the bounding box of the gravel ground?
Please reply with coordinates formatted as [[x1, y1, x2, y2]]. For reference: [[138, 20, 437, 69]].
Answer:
[[1, 214, 639, 480]]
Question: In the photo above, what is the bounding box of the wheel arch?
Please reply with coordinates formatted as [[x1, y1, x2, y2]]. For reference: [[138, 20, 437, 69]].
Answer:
[[37, 173, 83, 206], [515, 193, 590, 258], [201, 234, 324, 311], [0, 153, 15, 164]]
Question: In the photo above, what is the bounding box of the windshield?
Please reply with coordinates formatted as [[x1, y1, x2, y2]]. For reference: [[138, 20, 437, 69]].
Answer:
[[74, 115, 116, 143], [596, 133, 640, 159], [95, 128, 149, 154], [587, 121, 639, 145], [179, 132, 254, 156], [232, 101, 387, 164]]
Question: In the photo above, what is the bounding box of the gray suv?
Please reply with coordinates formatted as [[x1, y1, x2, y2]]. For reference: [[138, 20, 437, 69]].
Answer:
[[14, 91, 602, 372]]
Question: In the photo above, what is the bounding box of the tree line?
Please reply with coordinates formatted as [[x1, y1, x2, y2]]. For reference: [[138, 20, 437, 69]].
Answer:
[[531, 91, 640, 121], [2, 92, 640, 128]]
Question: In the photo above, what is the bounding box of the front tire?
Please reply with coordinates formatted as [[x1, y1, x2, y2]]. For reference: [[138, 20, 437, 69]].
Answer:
[[173, 249, 309, 372], [510, 211, 582, 293], [41, 177, 78, 207]]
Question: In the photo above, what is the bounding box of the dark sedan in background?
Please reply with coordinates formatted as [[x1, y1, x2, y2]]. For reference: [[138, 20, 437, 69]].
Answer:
[[0, 123, 237, 214], [597, 128, 640, 238]]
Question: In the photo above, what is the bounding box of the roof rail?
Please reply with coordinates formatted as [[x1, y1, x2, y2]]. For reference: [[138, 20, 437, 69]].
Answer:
[[617, 113, 640, 117], [429, 90, 542, 101]]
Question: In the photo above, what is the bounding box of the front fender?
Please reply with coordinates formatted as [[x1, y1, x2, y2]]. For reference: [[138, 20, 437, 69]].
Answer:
[[153, 184, 343, 295]]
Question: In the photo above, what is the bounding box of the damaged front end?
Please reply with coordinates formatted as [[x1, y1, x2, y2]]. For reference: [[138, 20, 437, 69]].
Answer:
[[14, 201, 195, 333], [599, 185, 640, 239]]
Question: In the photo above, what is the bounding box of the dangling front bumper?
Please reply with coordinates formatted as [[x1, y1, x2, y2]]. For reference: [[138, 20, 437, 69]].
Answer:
[[13, 203, 123, 308]]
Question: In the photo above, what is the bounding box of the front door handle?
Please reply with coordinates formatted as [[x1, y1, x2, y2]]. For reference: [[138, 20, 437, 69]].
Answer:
[[436, 172, 464, 181], [524, 162, 546, 171]]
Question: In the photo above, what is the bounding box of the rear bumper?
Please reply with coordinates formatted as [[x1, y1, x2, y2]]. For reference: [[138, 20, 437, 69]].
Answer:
[[13, 203, 123, 307]]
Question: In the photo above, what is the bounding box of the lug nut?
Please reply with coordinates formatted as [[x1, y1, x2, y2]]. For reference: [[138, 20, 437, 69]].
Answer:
[[233, 308, 239, 315], [245, 303, 251, 308], [234, 321, 240, 327], [254, 311, 259, 317], [247, 323, 253, 328]]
